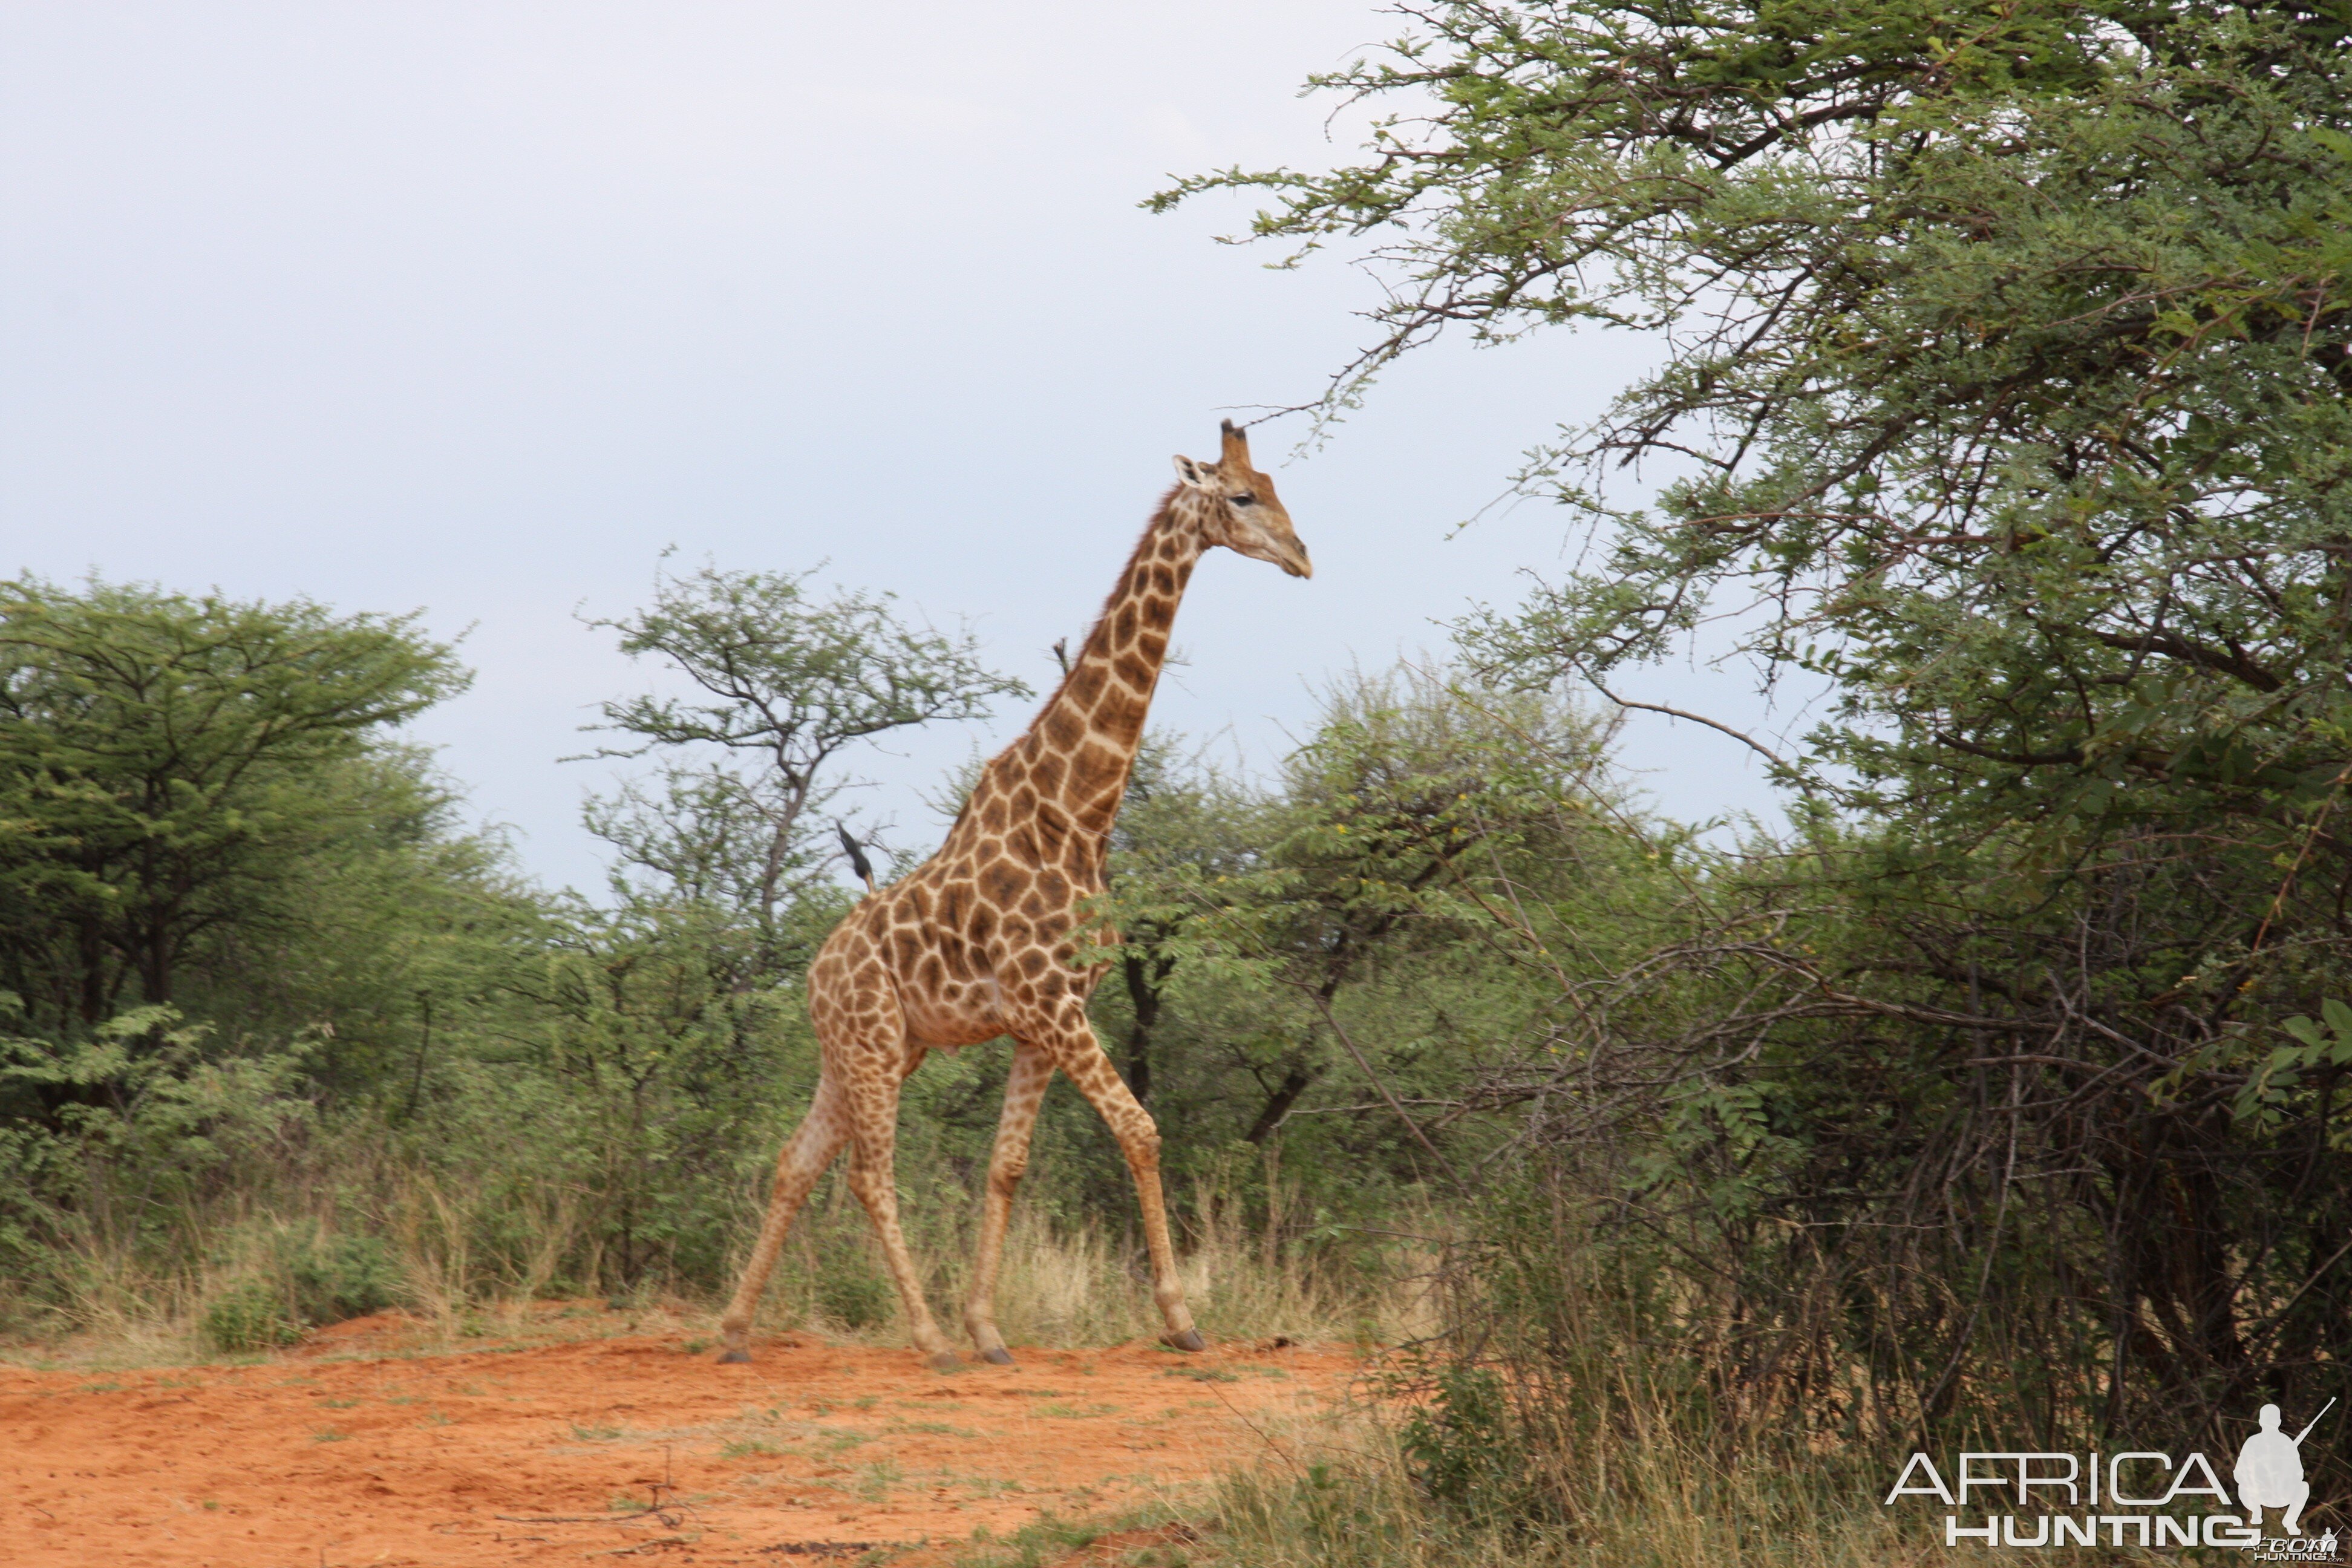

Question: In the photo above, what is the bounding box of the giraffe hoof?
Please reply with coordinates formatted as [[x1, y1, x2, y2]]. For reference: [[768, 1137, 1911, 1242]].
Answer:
[[717, 1347, 752, 1364], [928, 1351, 964, 1373], [1162, 1329, 1207, 1353], [980, 1347, 1016, 1366]]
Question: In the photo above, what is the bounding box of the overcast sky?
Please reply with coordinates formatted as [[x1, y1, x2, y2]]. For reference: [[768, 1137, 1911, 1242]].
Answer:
[[1, 2, 1802, 894]]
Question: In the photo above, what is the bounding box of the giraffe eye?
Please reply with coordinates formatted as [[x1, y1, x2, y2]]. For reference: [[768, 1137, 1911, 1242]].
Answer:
[[1229, 494, 1256, 507]]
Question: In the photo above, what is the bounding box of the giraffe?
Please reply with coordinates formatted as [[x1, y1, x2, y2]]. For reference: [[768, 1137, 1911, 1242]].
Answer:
[[717, 420, 1310, 1371]]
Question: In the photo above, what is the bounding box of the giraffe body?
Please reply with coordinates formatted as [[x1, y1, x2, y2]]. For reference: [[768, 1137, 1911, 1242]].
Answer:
[[718, 422, 1310, 1368]]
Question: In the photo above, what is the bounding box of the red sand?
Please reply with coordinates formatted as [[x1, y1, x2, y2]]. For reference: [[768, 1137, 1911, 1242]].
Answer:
[[0, 1315, 1356, 1567]]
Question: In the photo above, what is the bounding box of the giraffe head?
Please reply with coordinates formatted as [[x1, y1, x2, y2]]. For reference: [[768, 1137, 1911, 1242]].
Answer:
[[1171, 420, 1312, 578]]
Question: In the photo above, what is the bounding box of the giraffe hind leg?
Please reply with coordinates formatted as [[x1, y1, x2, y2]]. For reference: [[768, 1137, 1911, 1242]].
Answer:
[[717, 1076, 851, 1362], [963, 1045, 1056, 1364]]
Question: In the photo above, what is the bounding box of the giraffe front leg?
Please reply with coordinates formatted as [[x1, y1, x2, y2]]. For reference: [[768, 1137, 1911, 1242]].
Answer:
[[717, 1077, 849, 1362], [1050, 1020, 1203, 1351], [964, 1046, 1056, 1365]]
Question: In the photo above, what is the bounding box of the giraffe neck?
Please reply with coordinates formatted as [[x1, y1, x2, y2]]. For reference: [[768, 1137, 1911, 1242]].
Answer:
[[979, 494, 1205, 846]]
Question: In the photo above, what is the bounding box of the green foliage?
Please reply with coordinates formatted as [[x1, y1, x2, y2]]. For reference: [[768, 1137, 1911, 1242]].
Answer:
[[192, 1224, 394, 1353], [0, 1003, 315, 1284], [0, 576, 465, 1030], [1400, 1363, 1520, 1521], [200, 1282, 302, 1353], [578, 560, 1028, 942], [1151, 0, 2352, 1517], [815, 1250, 895, 1330], [1091, 668, 1623, 1181], [285, 1227, 399, 1325]]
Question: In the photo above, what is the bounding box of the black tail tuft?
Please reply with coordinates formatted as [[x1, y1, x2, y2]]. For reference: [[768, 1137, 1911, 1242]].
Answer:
[[836, 822, 875, 889]]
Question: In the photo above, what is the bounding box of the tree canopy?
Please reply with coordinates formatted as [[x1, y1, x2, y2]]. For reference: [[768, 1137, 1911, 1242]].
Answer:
[[1164, 0, 2352, 1443], [0, 577, 465, 1029], [579, 561, 1028, 939]]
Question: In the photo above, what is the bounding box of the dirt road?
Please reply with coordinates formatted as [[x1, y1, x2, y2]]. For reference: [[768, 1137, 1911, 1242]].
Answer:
[[0, 1312, 1357, 1567]]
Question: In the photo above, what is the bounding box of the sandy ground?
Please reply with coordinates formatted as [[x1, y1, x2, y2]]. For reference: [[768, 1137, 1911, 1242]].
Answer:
[[0, 1312, 1357, 1567]]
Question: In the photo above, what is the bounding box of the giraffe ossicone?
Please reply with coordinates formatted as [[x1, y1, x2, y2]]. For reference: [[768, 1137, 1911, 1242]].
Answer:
[[717, 419, 1310, 1369]]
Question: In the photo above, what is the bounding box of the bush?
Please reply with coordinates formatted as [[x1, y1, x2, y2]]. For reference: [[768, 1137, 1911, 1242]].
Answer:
[[200, 1281, 301, 1353], [815, 1252, 893, 1330], [286, 1229, 399, 1325], [196, 1225, 399, 1354], [1400, 1362, 1521, 1522]]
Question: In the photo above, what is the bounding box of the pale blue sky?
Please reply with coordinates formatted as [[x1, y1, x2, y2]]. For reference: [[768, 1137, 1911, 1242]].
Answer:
[[1, 2, 1803, 892]]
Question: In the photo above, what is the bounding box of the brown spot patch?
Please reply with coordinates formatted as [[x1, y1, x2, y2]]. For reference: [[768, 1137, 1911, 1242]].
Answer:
[[981, 862, 1029, 907], [1069, 743, 1120, 795], [1092, 685, 1143, 725]]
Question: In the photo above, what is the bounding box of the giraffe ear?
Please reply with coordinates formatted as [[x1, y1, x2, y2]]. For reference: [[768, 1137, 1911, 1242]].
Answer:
[[1172, 454, 1217, 490]]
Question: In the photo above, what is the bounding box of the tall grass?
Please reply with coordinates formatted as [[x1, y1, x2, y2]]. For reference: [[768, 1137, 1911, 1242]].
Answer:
[[0, 1119, 1431, 1365], [760, 1172, 1439, 1350], [1192, 1420, 1993, 1568], [1109, 1247, 2128, 1568]]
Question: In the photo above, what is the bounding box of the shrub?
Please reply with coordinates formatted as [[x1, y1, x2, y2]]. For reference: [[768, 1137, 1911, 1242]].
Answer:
[[200, 1281, 301, 1353], [1400, 1362, 1520, 1521], [286, 1229, 399, 1326], [815, 1254, 893, 1330]]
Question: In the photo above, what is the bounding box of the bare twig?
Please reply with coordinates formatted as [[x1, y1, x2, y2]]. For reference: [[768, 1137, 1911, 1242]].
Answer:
[[1585, 676, 1795, 774], [595, 1538, 696, 1558], [1301, 987, 1468, 1194], [754, 1544, 878, 1558]]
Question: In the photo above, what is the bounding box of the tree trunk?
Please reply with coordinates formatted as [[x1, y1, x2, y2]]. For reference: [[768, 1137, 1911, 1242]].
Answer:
[[1120, 951, 1170, 1105], [1244, 1063, 1315, 1145]]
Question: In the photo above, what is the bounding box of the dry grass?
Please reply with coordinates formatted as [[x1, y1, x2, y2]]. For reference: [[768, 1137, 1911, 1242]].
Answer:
[[8, 1171, 2162, 1568], [947, 1406, 2134, 1568], [770, 1183, 1439, 1353], [0, 1160, 1431, 1373]]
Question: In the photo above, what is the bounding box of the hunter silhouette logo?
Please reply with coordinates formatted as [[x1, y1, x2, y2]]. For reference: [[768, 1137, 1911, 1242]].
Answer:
[[2239, 1400, 2330, 1536], [1883, 1396, 2337, 1552]]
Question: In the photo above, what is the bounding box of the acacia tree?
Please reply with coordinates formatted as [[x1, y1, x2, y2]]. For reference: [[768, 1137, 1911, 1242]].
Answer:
[[1090, 740, 1269, 1108], [534, 563, 1027, 1285], [1096, 671, 1613, 1171], [0, 577, 464, 1031], [1165, 2, 2352, 1446], [579, 561, 1028, 967]]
